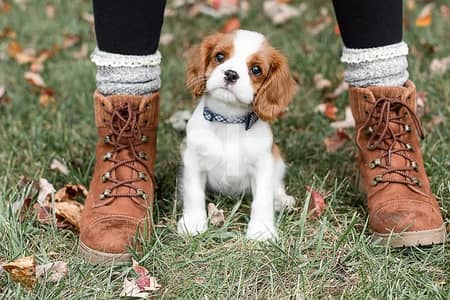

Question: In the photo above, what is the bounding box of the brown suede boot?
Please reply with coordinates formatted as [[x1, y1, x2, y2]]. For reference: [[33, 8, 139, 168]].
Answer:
[[349, 80, 446, 247], [79, 91, 159, 263]]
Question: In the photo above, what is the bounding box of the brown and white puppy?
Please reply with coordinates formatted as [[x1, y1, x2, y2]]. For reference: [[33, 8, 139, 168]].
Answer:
[[179, 29, 297, 240]]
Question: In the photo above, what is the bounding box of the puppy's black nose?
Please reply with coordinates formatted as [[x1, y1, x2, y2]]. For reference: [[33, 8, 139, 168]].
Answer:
[[224, 69, 239, 84]]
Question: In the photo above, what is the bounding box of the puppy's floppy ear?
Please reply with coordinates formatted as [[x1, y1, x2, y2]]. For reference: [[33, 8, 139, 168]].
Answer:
[[186, 33, 224, 97], [253, 48, 297, 121]]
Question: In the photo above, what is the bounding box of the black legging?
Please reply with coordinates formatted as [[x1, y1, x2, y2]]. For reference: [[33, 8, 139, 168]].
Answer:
[[92, 0, 402, 55]]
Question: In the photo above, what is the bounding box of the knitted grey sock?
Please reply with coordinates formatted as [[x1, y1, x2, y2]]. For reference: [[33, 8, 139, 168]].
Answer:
[[341, 42, 409, 87], [91, 47, 161, 95]]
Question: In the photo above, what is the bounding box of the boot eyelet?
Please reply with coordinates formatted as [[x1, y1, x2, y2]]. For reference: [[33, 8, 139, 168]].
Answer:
[[411, 177, 422, 187], [371, 175, 383, 186], [367, 144, 375, 150], [100, 189, 111, 200], [103, 152, 112, 160], [369, 158, 381, 169], [103, 135, 112, 144], [101, 172, 111, 183], [138, 171, 147, 181], [103, 118, 107, 123], [136, 189, 147, 200], [411, 161, 418, 171], [138, 152, 148, 160], [101, 102, 105, 107], [141, 135, 149, 143], [144, 120, 149, 125], [145, 104, 150, 110], [404, 124, 412, 133], [364, 126, 374, 136], [406, 143, 414, 151], [363, 95, 369, 101]]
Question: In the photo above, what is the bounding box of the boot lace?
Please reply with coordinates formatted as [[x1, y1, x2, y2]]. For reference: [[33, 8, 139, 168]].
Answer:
[[98, 103, 156, 206], [356, 97, 424, 188]]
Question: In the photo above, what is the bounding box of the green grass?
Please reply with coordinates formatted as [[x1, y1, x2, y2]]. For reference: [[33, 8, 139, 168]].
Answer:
[[0, 0, 449, 298]]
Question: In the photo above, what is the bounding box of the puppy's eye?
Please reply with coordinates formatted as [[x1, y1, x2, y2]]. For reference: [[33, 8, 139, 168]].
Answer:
[[251, 65, 262, 76], [215, 52, 225, 63]]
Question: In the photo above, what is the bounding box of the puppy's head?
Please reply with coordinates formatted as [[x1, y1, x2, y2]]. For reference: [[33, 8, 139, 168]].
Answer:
[[186, 29, 296, 121]]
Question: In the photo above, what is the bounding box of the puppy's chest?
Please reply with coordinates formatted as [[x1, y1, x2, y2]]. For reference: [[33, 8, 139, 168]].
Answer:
[[199, 128, 256, 191]]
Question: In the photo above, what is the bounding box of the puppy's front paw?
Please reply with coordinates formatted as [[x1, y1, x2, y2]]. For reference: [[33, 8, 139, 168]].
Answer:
[[177, 214, 208, 236], [274, 194, 295, 212], [246, 221, 278, 241]]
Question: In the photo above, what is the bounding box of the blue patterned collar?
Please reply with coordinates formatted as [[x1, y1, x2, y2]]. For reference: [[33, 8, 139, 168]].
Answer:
[[203, 106, 259, 130]]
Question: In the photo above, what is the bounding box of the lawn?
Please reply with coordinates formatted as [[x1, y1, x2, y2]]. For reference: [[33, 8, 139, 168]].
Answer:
[[0, 0, 449, 299]]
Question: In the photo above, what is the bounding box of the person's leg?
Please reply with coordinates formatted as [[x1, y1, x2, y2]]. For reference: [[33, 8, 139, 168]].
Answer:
[[332, 0, 445, 247], [79, 0, 166, 264]]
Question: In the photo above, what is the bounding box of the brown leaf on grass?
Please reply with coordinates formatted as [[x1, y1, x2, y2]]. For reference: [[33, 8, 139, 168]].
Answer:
[[441, 5, 450, 18], [426, 115, 445, 128], [207, 203, 225, 226], [221, 17, 240, 33], [0, 0, 12, 13], [35, 200, 83, 231], [306, 15, 332, 36], [2, 256, 36, 289], [315, 103, 337, 120], [330, 106, 355, 129], [39, 88, 56, 106], [54, 184, 88, 202], [45, 4, 55, 19], [50, 158, 69, 175], [429, 56, 450, 75], [73, 43, 88, 59], [416, 3, 434, 27], [323, 129, 351, 153], [24, 71, 46, 88], [305, 185, 326, 219], [325, 80, 349, 100], [406, 0, 416, 11], [36, 261, 67, 282], [313, 74, 331, 90], [416, 91, 427, 120], [333, 24, 340, 36], [0, 26, 17, 39], [81, 12, 94, 26], [263, 0, 301, 25], [62, 34, 80, 49], [37, 178, 55, 205], [159, 33, 174, 46], [120, 259, 161, 297], [0, 86, 11, 104]]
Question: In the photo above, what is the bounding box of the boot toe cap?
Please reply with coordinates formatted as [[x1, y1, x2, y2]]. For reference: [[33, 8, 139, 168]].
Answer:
[[80, 215, 142, 254], [370, 200, 444, 234]]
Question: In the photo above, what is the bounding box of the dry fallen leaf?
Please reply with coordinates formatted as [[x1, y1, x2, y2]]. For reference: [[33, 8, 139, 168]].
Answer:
[[313, 74, 332, 90], [62, 34, 80, 49], [330, 106, 355, 129], [81, 12, 94, 26], [305, 185, 326, 219], [39, 88, 56, 107], [50, 158, 69, 175], [167, 110, 192, 131], [325, 80, 349, 100], [37, 178, 55, 206], [315, 103, 337, 120], [24, 71, 46, 88], [0, 86, 11, 104], [73, 43, 88, 59], [264, 0, 301, 25], [35, 200, 83, 231], [3, 256, 36, 289], [45, 4, 55, 18], [416, 3, 434, 27], [121, 259, 161, 297], [207, 203, 225, 226], [221, 17, 240, 33], [0, 0, 11, 13], [441, 5, 450, 18], [54, 184, 88, 202], [0, 26, 17, 39], [36, 261, 67, 282], [429, 56, 450, 75], [416, 91, 427, 120], [426, 115, 445, 128], [323, 129, 351, 153]]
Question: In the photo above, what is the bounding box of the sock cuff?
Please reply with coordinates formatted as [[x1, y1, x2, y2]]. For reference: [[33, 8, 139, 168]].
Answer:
[[90, 47, 162, 67], [341, 41, 408, 64]]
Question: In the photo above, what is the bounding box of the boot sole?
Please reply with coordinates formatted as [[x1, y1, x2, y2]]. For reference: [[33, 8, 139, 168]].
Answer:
[[372, 224, 447, 248], [78, 239, 132, 265]]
